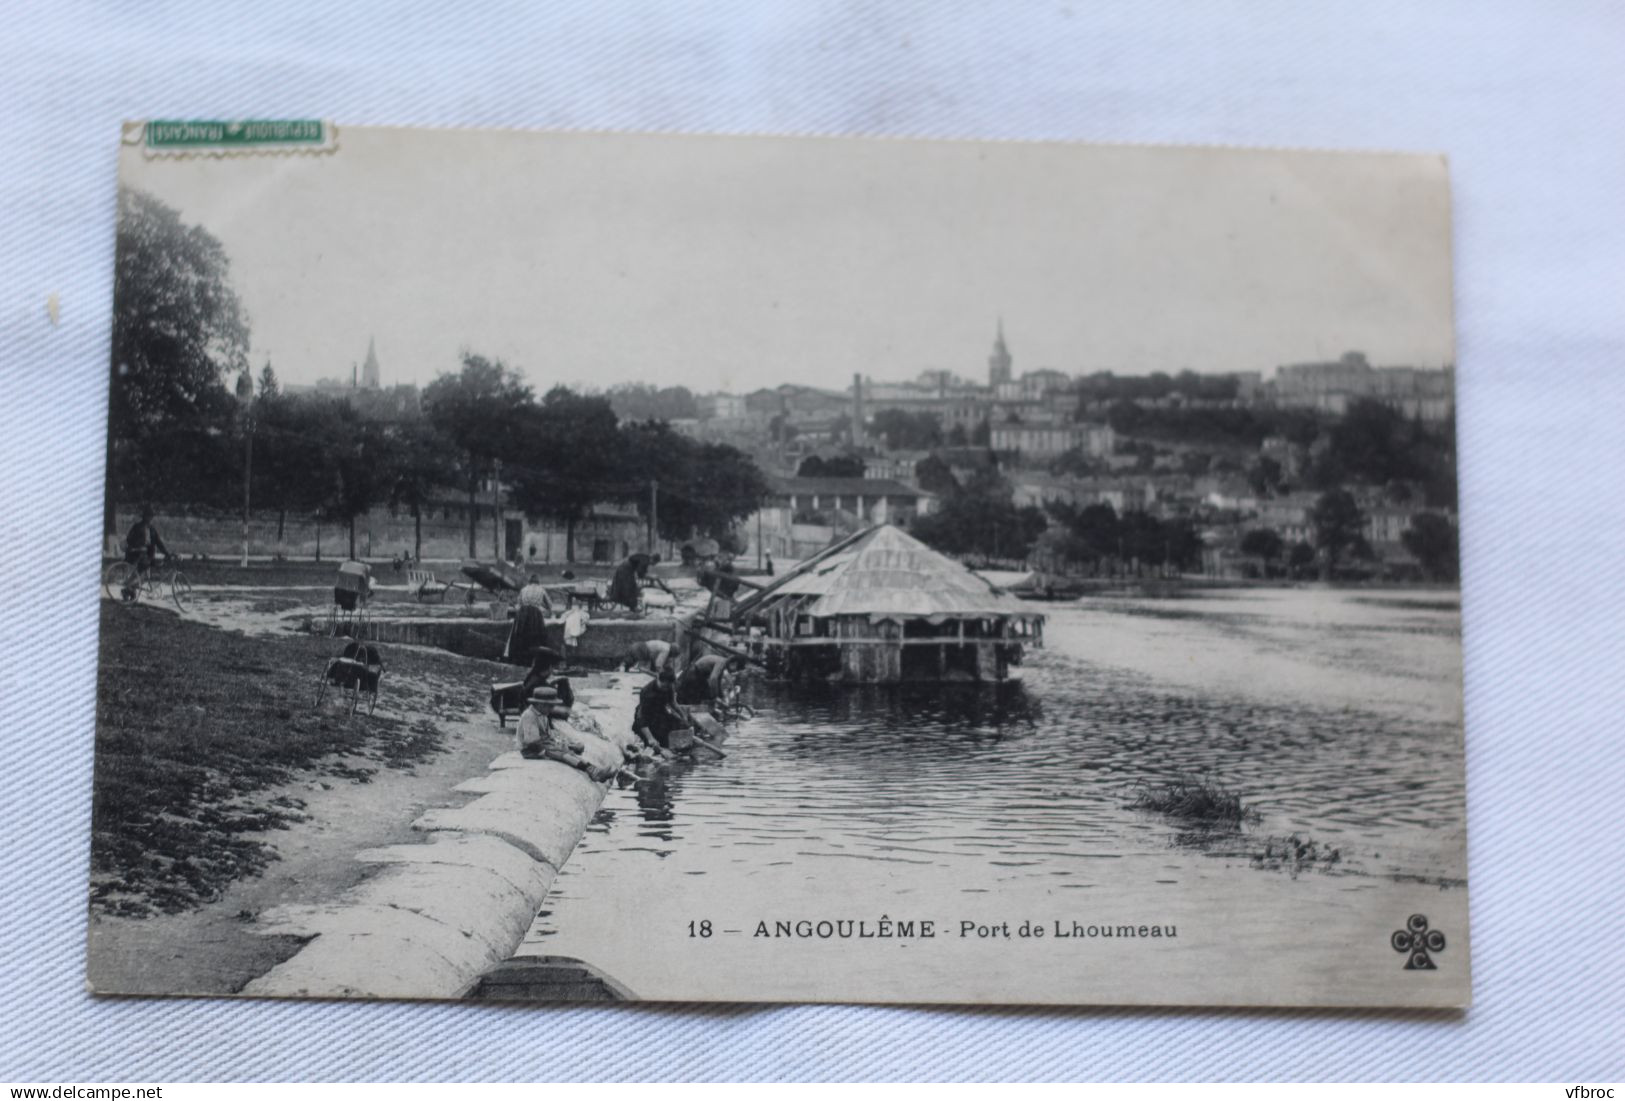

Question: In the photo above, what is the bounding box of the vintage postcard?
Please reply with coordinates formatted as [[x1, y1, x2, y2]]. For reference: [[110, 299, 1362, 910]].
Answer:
[[88, 123, 1466, 1007]]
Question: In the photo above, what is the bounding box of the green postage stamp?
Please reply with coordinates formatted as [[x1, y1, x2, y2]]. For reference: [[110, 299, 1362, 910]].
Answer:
[[130, 119, 335, 157]]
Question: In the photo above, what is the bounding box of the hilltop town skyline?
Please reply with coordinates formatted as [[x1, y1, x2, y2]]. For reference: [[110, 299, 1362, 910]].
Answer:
[[294, 322, 1454, 402], [121, 128, 1455, 393]]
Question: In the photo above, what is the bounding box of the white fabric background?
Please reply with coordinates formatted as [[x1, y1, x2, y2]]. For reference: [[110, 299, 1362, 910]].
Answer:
[[2, 0, 1622, 1082]]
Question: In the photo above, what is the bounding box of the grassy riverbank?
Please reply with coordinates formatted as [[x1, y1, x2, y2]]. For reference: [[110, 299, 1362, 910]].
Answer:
[[91, 602, 509, 916]]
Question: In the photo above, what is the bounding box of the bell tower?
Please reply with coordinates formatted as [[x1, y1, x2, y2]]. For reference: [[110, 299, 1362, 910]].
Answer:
[[988, 318, 1012, 387], [361, 336, 381, 389]]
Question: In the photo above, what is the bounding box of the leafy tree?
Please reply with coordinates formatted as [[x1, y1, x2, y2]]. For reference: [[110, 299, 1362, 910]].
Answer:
[[1308, 400, 1457, 509], [1042, 500, 1201, 575], [250, 392, 333, 544], [387, 419, 460, 560], [946, 423, 970, 447], [797, 454, 865, 478], [870, 408, 943, 451], [605, 383, 699, 422], [337, 413, 395, 559], [1164, 518, 1205, 573], [621, 422, 768, 549], [507, 387, 626, 561], [684, 442, 771, 542], [1118, 511, 1202, 573], [1118, 511, 1164, 565], [1423, 412, 1459, 511], [1046, 501, 1121, 569], [621, 420, 691, 547], [257, 361, 280, 401], [1311, 489, 1367, 577], [1181, 451, 1213, 477], [1175, 369, 1240, 401], [1049, 447, 1101, 477], [1239, 528, 1285, 575], [1247, 455, 1283, 497], [1287, 540, 1317, 578], [914, 454, 958, 496], [107, 187, 250, 527], [1402, 512, 1460, 581], [291, 398, 397, 558], [1076, 370, 1240, 404], [970, 418, 991, 446], [422, 353, 533, 556], [1106, 400, 1146, 436], [912, 470, 1046, 562], [1101, 397, 1327, 453]]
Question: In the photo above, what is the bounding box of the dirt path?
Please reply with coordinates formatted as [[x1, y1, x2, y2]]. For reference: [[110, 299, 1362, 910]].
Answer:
[[86, 573, 665, 996], [86, 705, 511, 996]]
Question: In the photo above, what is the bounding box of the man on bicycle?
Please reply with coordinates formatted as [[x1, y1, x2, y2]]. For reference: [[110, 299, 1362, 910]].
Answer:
[[122, 506, 170, 597]]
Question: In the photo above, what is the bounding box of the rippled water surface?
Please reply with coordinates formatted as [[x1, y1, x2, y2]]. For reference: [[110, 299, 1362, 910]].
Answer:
[[521, 587, 1468, 1005]]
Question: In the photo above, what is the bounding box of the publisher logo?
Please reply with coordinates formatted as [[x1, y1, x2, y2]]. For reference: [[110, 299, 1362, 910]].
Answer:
[[1390, 913, 1446, 970]]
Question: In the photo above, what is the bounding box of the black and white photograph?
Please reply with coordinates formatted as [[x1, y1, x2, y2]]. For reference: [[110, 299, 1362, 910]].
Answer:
[[88, 123, 1466, 1006]]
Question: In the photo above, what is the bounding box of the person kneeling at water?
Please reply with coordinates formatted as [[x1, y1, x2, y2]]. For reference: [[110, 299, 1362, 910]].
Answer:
[[633, 667, 690, 757], [517, 689, 614, 781], [622, 638, 673, 674], [676, 653, 746, 706]]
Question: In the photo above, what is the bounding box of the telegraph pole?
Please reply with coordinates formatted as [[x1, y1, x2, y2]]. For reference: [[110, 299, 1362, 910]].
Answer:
[[492, 458, 502, 560], [236, 369, 254, 568], [648, 479, 658, 555], [242, 425, 253, 567]]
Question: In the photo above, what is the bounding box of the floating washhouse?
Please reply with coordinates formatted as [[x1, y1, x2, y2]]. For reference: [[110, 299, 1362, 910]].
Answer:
[[726, 524, 1044, 684]]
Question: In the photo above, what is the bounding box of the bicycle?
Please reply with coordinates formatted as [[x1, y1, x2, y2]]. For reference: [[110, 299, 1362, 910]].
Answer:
[[103, 555, 192, 612]]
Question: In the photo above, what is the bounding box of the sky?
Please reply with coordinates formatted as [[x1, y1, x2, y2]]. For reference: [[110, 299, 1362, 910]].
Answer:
[[119, 126, 1456, 393]]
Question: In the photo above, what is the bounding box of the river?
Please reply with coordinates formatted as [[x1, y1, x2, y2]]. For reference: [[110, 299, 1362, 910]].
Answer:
[[516, 586, 1469, 1006]]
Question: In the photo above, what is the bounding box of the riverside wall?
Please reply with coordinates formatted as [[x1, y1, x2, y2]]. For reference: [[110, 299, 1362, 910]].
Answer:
[[305, 614, 681, 668], [241, 677, 641, 1000], [112, 506, 644, 565]]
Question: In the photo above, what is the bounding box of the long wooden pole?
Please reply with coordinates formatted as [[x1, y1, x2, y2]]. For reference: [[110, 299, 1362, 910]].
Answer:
[[492, 458, 502, 560], [729, 524, 874, 620], [648, 479, 658, 554], [687, 625, 769, 669], [241, 414, 252, 567]]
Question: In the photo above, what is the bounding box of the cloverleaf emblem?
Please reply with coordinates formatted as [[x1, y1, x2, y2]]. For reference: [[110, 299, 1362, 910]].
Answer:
[[1391, 913, 1446, 970]]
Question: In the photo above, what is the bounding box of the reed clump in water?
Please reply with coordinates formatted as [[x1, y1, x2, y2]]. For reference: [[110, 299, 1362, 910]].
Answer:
[[1129, 775, 1255, 827], [1251, 833, 1342, 877]]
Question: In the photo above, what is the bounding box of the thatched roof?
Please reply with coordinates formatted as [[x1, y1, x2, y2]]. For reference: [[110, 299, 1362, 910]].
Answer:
[[757, 524, 1038, 622]]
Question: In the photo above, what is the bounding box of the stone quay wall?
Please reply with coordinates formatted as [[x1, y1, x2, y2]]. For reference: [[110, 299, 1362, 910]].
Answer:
[[241, 676, 641, 1000]]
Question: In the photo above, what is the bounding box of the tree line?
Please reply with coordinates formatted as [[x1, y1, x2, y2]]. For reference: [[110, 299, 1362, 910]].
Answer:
[[1077, 370, 1242, 404], [1234, 490, 1459, 581], [107, 188, 768, 561]]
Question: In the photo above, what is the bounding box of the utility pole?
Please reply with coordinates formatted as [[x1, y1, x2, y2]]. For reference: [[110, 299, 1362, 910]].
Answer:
[[236, 369, 254, 568], [492, 458, 502, 560], [241, 423, 253, 567], [756, 508, 763, 570], [648, 479, 658, 555]]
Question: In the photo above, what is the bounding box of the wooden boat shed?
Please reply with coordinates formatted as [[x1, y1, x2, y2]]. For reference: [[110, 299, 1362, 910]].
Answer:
[[724, 524, 1044, 684]]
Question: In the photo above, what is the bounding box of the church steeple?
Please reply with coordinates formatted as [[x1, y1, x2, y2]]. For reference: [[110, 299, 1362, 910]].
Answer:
[[988, 317, 1012, 387], [361, 336, 381, 389]]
